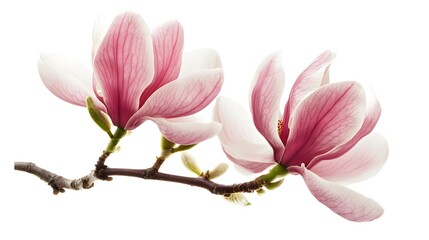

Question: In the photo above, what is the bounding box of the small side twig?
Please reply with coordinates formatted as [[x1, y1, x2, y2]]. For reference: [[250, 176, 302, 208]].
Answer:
[[151, 156, 166, 171]]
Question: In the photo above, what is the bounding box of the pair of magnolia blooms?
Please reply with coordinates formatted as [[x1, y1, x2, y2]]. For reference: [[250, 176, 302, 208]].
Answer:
[[38, 12, 388, 222]]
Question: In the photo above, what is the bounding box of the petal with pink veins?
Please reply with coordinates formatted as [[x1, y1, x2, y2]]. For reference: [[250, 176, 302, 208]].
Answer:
[[126, 68, 223, 129], [281, 82, 366, 167], [309, 133, 388, 184], [94, 12, 154, 128], [148, 117, 221, 145], [139, 21, 184, 107], [309, 90, 382, 165], [213, 97, 275, 173], [38, 55, 105, 111], [250, 53, 285, 160], [289, 165, 384, 222], [179, 49, 222, 77], [280, 51, 335, 144]]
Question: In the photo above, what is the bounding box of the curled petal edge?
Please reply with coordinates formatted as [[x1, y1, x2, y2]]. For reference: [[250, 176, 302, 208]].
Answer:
[[288, 165, 384, 222]]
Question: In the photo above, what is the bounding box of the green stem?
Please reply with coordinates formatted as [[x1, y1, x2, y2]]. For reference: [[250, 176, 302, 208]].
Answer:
[[105, 127, 127, 153], [257, 164, 288, 183]]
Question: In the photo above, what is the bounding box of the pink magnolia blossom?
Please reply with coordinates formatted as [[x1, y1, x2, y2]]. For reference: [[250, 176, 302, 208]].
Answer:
[[38, 12, 224, 145], [213, 51, 388, 221]]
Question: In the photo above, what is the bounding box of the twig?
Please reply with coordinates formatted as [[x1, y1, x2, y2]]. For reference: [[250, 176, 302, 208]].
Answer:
[[15, 151, 112, 194], [15, 162, 99, 194], [14, 162, 264, 196], [103, 167, 264, 195], [151, 156, 166, 171]]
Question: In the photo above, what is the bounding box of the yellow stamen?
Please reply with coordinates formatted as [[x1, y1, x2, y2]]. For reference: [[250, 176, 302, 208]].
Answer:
[[277, 119, 283, 135]]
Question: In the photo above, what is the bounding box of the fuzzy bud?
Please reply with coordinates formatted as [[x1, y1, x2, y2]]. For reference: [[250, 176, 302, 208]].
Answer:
[[181, 152, 202, 176], [208, 163, 229, 179]]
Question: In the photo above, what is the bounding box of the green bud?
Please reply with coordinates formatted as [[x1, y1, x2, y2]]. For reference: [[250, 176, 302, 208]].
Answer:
[[181, 152, 202, 176], [86, 96, 112, 134], [161, 136, 176, 150], [208, 163, 229, 179], [172, 144, 197, 153], [224, 193, 251, 206], [264, 178, 284, 190]]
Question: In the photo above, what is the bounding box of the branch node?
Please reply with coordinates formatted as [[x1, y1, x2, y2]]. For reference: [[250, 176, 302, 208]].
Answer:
[[94, 151, 112, 181], [48, 175, 66, 195], [141, 168, 157, 179]]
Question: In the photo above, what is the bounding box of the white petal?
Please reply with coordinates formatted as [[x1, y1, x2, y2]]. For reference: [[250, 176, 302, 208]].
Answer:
[[38, 54, 104, 110], [213, 97, 275, 173], [40, 53, 93, 91], [179, 48, 222, 77], [92, 13, 115, 61]]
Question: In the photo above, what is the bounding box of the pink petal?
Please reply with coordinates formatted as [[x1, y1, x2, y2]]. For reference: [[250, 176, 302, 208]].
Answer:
[[280, 51, 335, 144], [281, 82, 366, 167], [149, 117, 221, 145], [289, 166, 384, 222], [126, 68, 223, 129], [250, 53, 285, 161], [213, 97, 275, 173], [139, 21, 184, 107], [94, 12, 154, 128], [179, 49, 222, 77], [309, 91, 382, 166], [38, 54, 105, 110], [309, 133, 388, 184]]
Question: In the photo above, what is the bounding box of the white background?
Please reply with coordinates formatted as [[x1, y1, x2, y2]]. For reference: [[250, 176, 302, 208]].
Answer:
[[2, 0, 428, 239]]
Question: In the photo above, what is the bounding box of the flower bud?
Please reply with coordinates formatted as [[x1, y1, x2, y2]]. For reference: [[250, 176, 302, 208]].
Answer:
[[224, 193, 251, 206], [86, 96, 111, 133], [181, 152, 202, 176], [208, 163, 229, 179]]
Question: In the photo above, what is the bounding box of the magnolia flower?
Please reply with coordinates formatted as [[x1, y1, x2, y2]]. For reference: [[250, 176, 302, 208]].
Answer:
[[38, 12, 223, 145], [213, 51, 388, 221]]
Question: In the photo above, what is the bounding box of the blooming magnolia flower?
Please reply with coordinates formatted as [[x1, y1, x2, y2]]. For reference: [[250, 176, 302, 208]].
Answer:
[[213, 51, 388, 221], [38, 12, 224, 145]]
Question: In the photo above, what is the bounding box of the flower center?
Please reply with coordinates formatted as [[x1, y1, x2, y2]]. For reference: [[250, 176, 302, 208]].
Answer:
[[277, 119, 283, 135]]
